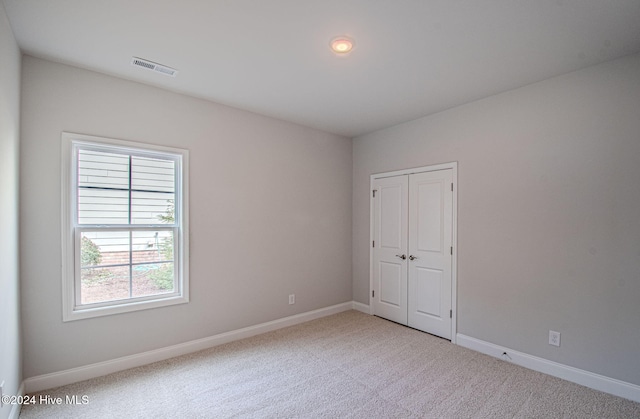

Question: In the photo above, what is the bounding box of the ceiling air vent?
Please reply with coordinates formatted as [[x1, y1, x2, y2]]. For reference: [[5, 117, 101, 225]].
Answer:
[[131, 57, 178, 77]]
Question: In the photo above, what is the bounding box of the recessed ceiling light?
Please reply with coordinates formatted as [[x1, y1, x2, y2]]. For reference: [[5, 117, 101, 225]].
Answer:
[[330, 37, 354, 54]]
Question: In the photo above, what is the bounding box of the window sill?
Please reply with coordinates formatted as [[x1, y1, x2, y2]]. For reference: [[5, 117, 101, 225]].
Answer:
[[62, 293, 189, 322]]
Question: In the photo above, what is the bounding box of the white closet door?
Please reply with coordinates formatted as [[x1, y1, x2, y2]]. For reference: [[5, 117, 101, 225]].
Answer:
[[372, 176, 408, 325], [407, 169, 453, 339]]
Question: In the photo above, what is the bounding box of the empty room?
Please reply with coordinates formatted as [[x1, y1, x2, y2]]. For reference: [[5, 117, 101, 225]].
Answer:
[[1, 1, 640, 418]]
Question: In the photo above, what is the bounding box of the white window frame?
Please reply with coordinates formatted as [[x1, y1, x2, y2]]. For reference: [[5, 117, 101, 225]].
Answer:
[[61, 132, 189, 321]]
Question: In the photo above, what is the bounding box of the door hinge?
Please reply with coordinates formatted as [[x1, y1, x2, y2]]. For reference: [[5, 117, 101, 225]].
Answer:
[[372, 290, 375, 298], [372, 189, 377, 198], [450, 309, 452, 318], [450, 246, 453, 255], [451, 183, 453, 191], [372, 240, 375, 248]]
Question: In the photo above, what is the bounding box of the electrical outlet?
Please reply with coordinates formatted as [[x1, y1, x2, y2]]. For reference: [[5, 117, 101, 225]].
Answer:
[[549, 330, 561, 347], [289, 294, 295, 305]]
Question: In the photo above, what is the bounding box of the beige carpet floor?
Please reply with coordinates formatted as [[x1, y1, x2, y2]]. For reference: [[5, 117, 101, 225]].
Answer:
[[19, 310, 640, 418]]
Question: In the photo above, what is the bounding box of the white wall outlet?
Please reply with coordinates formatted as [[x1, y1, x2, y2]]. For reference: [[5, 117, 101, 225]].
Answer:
[[288, 294, 295, 305], [549, 330, 561, 347]]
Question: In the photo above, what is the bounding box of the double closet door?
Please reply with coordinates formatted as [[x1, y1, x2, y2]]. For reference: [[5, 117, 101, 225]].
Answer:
[[372, 168, 453, 339]]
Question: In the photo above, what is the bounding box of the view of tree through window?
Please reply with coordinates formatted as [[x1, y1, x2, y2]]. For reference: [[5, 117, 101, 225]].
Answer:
[[77, 148, 177, 305]]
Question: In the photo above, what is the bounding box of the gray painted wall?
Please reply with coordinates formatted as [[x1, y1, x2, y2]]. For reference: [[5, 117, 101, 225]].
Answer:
[[353, 53, 640, 385], [20, 56, 352, 378], [0, 3, 21, 419]]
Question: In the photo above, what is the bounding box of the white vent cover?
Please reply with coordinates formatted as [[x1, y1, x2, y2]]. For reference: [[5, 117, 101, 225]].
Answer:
[[131, 57, 178, 77]]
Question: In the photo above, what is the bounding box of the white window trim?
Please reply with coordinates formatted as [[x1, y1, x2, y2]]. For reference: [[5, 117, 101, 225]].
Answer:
[[61, 132, 189, 321]]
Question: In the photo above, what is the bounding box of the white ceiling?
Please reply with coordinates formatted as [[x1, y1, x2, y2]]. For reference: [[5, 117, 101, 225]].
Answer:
[[4, 0, 640, 137]]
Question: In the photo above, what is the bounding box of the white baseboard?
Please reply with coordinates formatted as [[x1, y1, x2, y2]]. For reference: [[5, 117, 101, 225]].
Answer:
[[352, 301, 370, 314], [24, 301, 355, 393], [457, 334, 640, 403], [8, 382, 24, 419]]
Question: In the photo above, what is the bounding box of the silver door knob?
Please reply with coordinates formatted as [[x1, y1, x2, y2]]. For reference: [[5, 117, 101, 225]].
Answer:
[[409, 255, 418, 260], [395, 254, 406, 260]]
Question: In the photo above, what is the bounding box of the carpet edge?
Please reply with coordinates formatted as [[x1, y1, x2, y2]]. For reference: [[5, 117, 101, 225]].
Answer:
[[23, 301, 356, 393], [457, 333, 640, 403]]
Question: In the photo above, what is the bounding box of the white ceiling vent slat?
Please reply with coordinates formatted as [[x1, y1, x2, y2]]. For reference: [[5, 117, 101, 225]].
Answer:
[[131, 57, 178, 77]]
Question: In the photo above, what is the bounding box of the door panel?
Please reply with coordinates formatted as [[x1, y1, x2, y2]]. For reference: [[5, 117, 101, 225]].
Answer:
[[417, 182, 443, 253], [380, 185, 403, 249], [379, 262, 403, 306], [415, 267, 442, 317], [372, 176, 408, 325], [408, 169, 453, 339]]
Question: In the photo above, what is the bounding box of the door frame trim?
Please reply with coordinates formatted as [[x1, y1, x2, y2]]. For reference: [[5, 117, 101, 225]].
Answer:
[[369, 162, 458, 343]]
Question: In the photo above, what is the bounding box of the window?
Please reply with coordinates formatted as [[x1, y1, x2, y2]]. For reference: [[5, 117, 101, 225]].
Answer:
[[62, 133, 189, 321]]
